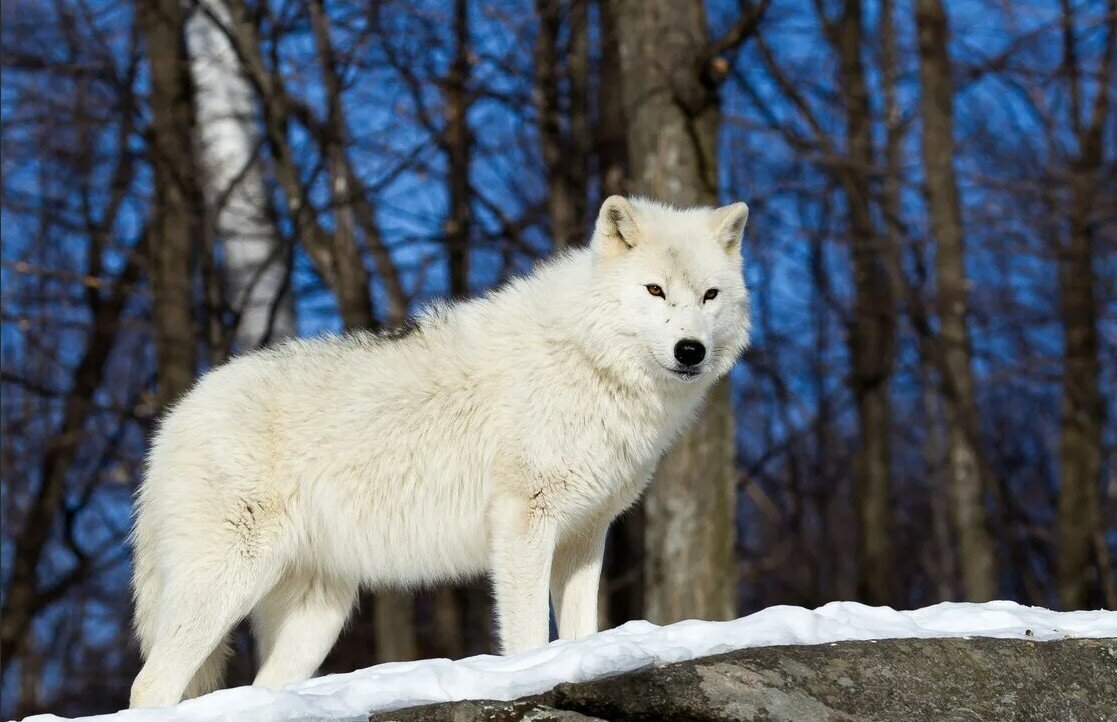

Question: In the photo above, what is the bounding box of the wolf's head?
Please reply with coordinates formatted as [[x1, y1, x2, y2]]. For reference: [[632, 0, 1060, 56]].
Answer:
[[589, 196, 752, 385]]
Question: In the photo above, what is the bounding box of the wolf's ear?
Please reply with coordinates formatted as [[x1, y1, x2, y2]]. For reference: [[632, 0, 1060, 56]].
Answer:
[[712, 202, 749, 254], [593, 196, 640, 258]]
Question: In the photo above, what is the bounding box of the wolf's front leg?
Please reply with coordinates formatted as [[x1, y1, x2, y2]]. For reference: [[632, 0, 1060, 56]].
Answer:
[[551, 525, 607, 640], [489, 493, 556, 654]]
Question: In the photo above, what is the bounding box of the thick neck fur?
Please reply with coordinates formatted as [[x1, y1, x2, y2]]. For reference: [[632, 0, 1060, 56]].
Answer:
[[417, 246, 711, 420]]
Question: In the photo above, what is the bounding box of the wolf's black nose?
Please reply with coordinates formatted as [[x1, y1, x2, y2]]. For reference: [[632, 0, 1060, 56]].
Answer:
[[674, 340, 706, 366]]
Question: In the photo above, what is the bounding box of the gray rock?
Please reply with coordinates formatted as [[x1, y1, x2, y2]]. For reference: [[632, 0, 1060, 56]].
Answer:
[[370, 637, 1117, 722], [368, 699, 607, 722]]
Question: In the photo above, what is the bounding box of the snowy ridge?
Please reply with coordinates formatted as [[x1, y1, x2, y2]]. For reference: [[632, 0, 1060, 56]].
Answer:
[[23, 601, 1116, 722]]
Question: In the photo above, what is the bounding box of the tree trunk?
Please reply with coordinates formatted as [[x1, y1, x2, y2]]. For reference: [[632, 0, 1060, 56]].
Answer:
[[595, 0, 628, 201], [214, 0, 376, 331], [444, 0, 472, 298], [1056, 0, 1114, 610], [142, 0, 202, 408], [373, 591, 419, 663], [604, 506, 645, 626], [308, 0, 369, 330], [594, 0, 641, 629], [535, 0, 591, 251], [915, 0, 997, 601], [426, 588, 465, 659], [607, 0, 735, 623], [307, 0, 408, 327], [186, 2, 296, 351], [567, 0, 591, 242], [534, 0, 573, 251], [835, 0, 896, 606]]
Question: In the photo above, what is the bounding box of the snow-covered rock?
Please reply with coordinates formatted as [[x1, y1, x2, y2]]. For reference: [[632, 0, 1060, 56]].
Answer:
[[372, 636, 1116, 721], [22, 601, 1116, 722]]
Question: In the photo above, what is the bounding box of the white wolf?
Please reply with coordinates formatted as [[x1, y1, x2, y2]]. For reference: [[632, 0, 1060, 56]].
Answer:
[[129, 196, 751, 707]]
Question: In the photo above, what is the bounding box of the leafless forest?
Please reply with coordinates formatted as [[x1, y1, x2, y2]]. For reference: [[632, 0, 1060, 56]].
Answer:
[[1, 0, 1114, 716]]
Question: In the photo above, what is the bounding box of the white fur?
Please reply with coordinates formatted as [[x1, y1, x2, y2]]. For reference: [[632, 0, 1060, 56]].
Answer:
[[129, 197, 752, 708]]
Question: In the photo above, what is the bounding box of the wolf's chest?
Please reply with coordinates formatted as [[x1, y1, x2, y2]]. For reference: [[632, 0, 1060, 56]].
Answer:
[[522, 423, 661, 531]]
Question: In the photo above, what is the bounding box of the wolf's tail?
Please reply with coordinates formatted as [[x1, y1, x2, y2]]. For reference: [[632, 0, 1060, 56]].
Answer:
[[130, 489, 160, 660]]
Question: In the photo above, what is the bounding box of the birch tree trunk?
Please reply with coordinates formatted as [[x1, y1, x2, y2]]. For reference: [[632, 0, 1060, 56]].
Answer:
[[915, 0, 997, 600], [211, 0, 376, 331], [607, 0, 735, 623], [186, 2, 296, 351]]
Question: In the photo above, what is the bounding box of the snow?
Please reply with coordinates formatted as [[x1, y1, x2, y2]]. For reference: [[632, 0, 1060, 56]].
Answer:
[[22, 601, 1116, 722]]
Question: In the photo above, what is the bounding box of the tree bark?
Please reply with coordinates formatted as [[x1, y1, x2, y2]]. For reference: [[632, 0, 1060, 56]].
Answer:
[[307, 0, 408, 327], [594, 0, 641, 629], [835, 0, 896, 606], [567, 0, 591, 241], [535, 0, 591, 251], [595, 0, 628, 201], [915, 0, 997, 601], [425, 588, 465, 659], [1056, 0, 1114, 610], [142, 0, 202, 408], [373, 591, 419, 663], [186, 2, 296, 352], [607, 0, 736, 623], [534, 0, 572, 251], [444, 0, 472, 298], [209, 0, 376, 330]]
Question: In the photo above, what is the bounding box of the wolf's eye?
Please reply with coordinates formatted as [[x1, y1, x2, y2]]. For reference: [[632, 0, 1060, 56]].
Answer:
[[704, 288, 719, 302], [645, 284, 665, 298]]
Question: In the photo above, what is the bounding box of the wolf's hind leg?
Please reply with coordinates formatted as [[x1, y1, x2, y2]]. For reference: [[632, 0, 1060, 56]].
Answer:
[[129, 552, 281, 708], [182, 635, 232, 700], [251, 574, 356, 689]]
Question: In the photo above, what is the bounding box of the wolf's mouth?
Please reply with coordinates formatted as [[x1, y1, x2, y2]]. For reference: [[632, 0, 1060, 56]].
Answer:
[[671, 367, 702, 378]]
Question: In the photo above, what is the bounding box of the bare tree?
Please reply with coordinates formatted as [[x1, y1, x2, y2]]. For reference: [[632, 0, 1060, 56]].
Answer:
[[206, 0, 377, 331], [915, 0, 997, 600], [534, 0, 591, 250], [1, 2, 151, 705], [306, 0, 408, 327], [443, 0, 473, 297], [186, 2, 296, 351], [737, 0, 898, 603], [0, 246, 145, 675], [835, 0, 897, 605], [1056, 0, 1115, 610], [595, 0, 628, 201], [141, 0, 203, 407]]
